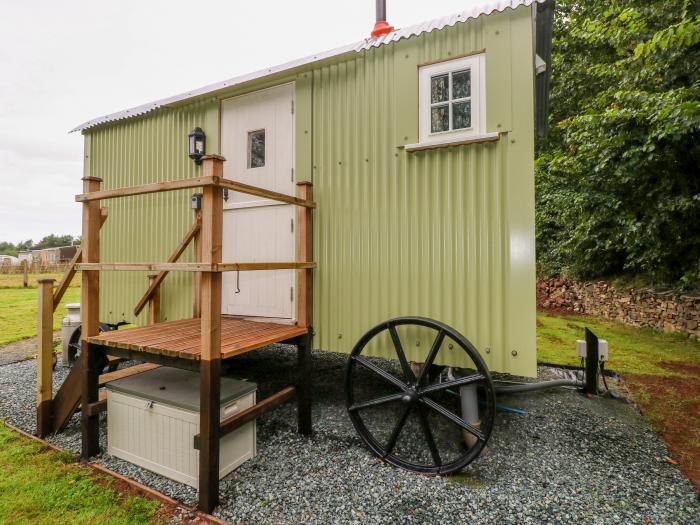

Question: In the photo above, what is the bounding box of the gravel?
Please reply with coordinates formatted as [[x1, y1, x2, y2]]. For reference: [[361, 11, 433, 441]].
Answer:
[[0, 348, 697, 525]]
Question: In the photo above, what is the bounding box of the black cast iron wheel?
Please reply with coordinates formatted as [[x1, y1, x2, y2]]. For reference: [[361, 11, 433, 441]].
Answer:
[[67, 323, 113, 368], [345, 317, 496, 475]]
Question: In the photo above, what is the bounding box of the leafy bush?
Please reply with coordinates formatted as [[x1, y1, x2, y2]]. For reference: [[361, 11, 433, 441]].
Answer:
[[536, 0, 700, 286]]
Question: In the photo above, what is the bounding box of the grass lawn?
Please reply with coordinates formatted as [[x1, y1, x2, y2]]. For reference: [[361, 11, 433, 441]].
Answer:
[[0, 273, 80, 346], [0, 422, 161, 525], [537, 310, 700, 488]]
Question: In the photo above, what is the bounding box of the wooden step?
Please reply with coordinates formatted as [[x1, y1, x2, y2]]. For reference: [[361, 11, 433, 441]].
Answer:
[[51, 362, 161, 434]]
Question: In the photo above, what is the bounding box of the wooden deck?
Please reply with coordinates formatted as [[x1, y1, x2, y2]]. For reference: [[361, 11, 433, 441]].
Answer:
[[88, 317, 308, 360]]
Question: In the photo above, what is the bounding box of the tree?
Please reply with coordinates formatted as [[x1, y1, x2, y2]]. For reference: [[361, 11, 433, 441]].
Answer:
[[34, 234, 77, 250], [536, 0, 700, 286]]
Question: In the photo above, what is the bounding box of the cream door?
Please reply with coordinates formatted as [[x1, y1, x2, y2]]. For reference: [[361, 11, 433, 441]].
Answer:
[[221, 83, 295, 320]]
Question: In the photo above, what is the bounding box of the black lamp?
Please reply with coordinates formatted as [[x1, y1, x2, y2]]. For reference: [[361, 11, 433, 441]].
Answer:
[[188, 127, 206, 165]]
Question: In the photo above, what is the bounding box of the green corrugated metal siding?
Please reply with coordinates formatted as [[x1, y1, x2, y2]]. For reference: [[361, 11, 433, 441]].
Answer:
[[86, 4, 536, 376], [90, 99, 219, 325], [310, 5, 536, 376]]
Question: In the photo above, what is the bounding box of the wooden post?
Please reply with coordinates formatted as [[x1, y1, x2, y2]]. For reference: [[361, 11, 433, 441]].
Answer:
[[193, 208, 203, 318], [80, 176, 102, 459], [198, 156, 224, 512], [36, 278, 55, 437], [147, 274, 161, 324], [296, 182, 313, 328], [22, 259, 29, 288], [296, 182, 313, 435]]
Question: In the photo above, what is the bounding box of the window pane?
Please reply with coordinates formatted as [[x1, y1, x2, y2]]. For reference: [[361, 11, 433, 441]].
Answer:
[[248, 130, 265, 168], [431, 104, 449, 133], [452, 69, 471, 99], [453, 101, 471, 129], [431, 74, 449, 103]]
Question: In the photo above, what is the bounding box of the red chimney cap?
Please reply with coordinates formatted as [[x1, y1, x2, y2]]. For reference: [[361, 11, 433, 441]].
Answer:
[[371, 20, 394, 38]]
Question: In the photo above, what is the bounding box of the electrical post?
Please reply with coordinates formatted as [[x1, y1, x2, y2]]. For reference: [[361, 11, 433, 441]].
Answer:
[[584, 328, 599, 395]]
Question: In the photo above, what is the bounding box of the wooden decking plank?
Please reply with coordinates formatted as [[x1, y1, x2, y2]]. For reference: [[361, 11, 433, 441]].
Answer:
[[92, 319, 194, 344], [220, 327, 308, 357], [156, 319, 275, 354], [86, 317, 308, 362], [167, 321, 274, 353]]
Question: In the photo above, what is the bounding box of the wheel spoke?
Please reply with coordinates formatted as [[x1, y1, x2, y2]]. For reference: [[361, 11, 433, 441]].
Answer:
[[348, 392, 405, 412], [419, 373, 485, 395], [388, 323, 413, 381], [420, 397, 485, 441], [416, 329, 445, 385], [417, 405, 442, 467], [353, 356, 409, 392], [383, 405, 412, 458]]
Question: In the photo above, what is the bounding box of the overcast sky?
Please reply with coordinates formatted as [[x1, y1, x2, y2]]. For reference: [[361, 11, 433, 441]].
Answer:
[[0, 0, 473, 243]]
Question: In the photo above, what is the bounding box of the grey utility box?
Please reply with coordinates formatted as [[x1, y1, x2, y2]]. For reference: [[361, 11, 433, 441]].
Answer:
[[106, 367, 257, 488]]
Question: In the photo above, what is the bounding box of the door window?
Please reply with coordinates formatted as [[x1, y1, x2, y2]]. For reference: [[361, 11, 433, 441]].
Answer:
[[247, 129, 266, 168]]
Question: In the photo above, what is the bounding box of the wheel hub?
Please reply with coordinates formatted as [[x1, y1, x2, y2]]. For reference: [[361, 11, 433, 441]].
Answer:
[[401, 388, 419, 404]]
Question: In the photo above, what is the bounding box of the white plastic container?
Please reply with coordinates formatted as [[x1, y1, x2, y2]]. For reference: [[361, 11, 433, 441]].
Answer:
[[60, 303, 81, 367], [106, 367, 256, 488]]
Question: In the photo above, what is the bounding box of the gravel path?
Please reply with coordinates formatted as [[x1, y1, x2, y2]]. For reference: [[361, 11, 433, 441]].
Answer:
[[0, 334, 55, 366], [0, 348, 697, 524]]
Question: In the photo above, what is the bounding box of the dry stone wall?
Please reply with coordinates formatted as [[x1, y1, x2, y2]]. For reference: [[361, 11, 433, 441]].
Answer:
[[537, 278, 700, 339]]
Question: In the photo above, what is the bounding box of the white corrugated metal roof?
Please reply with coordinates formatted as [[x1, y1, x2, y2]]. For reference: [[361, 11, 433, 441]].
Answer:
[[72, 0, 544, 133]]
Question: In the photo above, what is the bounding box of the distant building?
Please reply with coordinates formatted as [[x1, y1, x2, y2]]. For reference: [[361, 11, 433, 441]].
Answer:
[[17, 245, 79, 265], [0, 255, 19, 266]]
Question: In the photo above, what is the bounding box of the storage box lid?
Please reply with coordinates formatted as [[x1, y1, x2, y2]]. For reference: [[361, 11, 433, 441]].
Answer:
[[106, 366, 256, 412]]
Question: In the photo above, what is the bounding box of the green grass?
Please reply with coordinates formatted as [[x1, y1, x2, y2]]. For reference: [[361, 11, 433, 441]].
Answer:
[[537, 310, 700, 488], [0, 273, 80, 346], [536, 311, 700, 376], [0, 422, 160, 525]]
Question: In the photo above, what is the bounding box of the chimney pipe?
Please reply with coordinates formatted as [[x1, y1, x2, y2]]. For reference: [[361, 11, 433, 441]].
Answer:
[[371, 0, 394, 38]]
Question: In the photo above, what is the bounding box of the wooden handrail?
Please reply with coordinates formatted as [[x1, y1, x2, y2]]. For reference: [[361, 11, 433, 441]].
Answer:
[[76, 262, 316, 272], [52, 207, 108, 311], [218, 179, 315, 209], [75, 176, 217, 203], [133, 218, 201, 316], [74, 174, 316, 209]]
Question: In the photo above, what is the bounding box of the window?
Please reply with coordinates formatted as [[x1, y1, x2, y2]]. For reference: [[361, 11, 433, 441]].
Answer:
[[247, 129, 265, 168], [418, 54, 486, 144]]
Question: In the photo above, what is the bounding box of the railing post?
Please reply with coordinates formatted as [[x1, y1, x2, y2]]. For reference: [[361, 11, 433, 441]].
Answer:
[[22, 259, 29, 288], [193, 208, 203, 318], [198, 155, 224, 512], [80, 176, 103, 459], [296, 182, 313, 328], [147, 274, 160, 324], [36, 278, 55, 437]]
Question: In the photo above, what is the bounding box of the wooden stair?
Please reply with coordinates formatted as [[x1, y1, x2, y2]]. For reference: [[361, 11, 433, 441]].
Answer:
[[51, 362, 160, 433]]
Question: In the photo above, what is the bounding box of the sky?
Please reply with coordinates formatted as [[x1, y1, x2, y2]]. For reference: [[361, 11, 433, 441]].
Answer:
[[0, 0, 474, 244]]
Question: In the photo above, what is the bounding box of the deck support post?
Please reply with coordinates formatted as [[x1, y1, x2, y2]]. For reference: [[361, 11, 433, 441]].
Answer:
[[36, 278, 56, 437], [80, 176, 103, 459], [198, 156, 224, 513], [296, 333, 313, 435]]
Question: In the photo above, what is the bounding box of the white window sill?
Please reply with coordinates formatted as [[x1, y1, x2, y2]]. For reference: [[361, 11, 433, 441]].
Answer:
[[403, 132, 500, 152]]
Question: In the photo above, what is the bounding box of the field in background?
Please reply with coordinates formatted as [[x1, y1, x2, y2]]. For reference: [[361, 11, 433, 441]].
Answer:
[[0, 273, 80, 346], [537, 311, 700, 488]]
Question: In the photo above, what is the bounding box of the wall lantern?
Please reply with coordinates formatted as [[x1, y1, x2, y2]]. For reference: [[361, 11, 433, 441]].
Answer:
[[188, 127, 206, 165]]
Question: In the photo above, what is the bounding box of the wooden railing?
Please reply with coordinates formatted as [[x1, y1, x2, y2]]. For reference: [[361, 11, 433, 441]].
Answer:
[[37, 155, 316, 512], [36, 208, 108, 438]]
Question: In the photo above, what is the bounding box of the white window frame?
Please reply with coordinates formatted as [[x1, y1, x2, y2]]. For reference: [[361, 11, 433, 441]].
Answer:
[[418, 53, 486, 145]]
